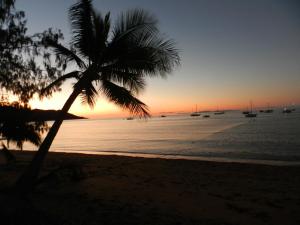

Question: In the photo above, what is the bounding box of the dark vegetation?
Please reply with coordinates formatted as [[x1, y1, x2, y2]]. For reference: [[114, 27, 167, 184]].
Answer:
[[0, 0, 65, 103], [0, 101, 49, 155]]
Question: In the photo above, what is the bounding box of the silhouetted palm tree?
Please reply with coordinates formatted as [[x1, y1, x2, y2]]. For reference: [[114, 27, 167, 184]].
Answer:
[[15, 0, 180, 194]]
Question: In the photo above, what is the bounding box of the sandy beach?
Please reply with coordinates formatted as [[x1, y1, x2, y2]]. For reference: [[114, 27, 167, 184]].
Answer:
[[1, 151, 300, 225]]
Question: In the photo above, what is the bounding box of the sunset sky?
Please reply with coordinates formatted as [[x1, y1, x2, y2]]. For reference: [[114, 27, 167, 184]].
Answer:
[[15, 0, 300, 118]]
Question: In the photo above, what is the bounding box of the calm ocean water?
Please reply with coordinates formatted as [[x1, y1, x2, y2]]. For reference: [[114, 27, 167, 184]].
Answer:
[[24, 109, 300, 164]]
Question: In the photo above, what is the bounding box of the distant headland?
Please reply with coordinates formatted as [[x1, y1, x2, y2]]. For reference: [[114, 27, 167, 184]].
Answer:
[[0, 105, 86, 122]]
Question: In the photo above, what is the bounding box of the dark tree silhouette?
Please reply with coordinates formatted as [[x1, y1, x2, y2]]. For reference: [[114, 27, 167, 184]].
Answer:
[[0, 121, 48, 150], [0, 101, 49, 151], [15, 0, 180, 194], [0, 0, 15, 21], [0, 0, 67, 103]]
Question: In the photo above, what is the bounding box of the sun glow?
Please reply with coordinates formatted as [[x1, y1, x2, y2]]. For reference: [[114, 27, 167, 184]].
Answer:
[[27, 88, 299, 119], [23, 75, 299, 119]]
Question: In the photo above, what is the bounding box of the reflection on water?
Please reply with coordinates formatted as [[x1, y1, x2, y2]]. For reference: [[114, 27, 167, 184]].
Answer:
[[24, 110, 300, 163]]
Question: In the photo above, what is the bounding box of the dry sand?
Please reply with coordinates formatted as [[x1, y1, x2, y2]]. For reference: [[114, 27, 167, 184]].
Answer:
[[1, 151, 300, 225]]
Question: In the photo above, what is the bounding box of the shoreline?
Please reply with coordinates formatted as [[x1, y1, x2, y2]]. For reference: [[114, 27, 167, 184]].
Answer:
[[19, 149, 300, 166], [1, 151, 300, 225]]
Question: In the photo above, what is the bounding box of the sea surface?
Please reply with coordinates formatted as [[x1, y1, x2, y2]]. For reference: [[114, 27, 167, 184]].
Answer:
[[24, 109, 300, 165]]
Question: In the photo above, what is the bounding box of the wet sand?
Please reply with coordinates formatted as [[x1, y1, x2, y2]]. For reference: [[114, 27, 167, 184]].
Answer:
[[1, 151, 300, 225]]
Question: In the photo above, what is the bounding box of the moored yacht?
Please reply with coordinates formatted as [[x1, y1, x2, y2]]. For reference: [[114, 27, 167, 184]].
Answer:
[[190, 105, 200, 117], [245, 101, 257, 118]]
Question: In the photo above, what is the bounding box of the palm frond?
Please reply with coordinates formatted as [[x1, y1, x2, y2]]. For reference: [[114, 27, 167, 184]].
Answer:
[[69, 0, 95, 60], [91, 11, 110, 62], [103, 9, 180, 78], [139, 35, 180, 76], [44, 38, 86, 69], [101, 79, 150, 118], [102, 36, 180, 80], [40, 71, 80, 98], [100, 69, 146, 94], [80, 81, 97, 108], [112, 9, 158, 42]]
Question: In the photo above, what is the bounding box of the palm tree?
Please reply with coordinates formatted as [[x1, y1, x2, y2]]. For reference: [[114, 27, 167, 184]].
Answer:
[[15, 0, 180, 194]]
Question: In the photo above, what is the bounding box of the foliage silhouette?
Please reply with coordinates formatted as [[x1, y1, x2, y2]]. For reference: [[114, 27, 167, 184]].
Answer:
[[0, 0, 68, 103], [1, 121, 48, 150], [0, 101, 49, 150], [15, 0, 180, 194]]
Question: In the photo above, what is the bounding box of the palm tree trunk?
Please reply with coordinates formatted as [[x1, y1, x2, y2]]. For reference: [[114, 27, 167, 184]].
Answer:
[[14, 86, 82, 195]]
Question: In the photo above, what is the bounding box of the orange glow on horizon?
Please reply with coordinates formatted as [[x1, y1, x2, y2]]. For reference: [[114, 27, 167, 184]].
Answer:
[[6, 82, 299, 119], [68, 96, 299, 119], [11, 96, 299, 119]]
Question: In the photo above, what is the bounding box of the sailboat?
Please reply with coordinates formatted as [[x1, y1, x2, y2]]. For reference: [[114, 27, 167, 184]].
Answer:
[[245, 101, 257, 118], [214, 106, 225, 115], [190, 105, 200, 117], [265, 109, 274, 113], [262, 103, 274, 113], [283, 103, 296, 113], [282, 108, 292, 113], [214, 110, 225, 115]]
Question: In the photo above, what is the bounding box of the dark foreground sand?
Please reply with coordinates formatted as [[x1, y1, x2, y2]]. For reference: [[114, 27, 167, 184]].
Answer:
[[1, 151, 300, 225]]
